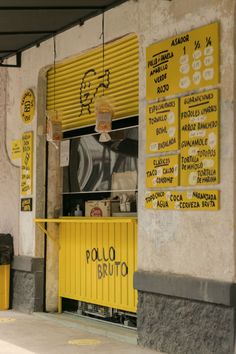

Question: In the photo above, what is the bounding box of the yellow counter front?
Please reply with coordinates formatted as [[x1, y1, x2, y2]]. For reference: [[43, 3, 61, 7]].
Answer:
[[35, 217, 137, 313]]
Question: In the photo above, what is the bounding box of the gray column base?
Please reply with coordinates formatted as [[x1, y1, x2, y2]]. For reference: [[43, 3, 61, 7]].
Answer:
[[11, 256, 44, 313], [134, 271, 236, 354], [137, 291, 235, 354]]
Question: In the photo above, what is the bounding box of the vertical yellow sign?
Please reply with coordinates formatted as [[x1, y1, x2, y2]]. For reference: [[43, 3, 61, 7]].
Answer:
[[180, 89, 219, 186], [146, 22, 219, 100], [21, 131, 33, 196], [146, 98, 179, 153], [146, 155, 179, 188]]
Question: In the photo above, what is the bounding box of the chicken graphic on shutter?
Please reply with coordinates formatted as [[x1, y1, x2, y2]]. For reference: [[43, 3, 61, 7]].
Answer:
[[79, 68, 110, 116]]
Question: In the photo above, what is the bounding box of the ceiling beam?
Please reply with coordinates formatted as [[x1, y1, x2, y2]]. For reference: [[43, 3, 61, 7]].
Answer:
[[0, 6, 104, 10], [0, 52, 21, 67], [0, 0, 129, 63], [0, 50, 17, 53], [0, 31, 54, 35]]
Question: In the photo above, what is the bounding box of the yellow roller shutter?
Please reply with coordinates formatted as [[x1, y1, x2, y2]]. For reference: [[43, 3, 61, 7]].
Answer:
[[47, 33, 139, 132]]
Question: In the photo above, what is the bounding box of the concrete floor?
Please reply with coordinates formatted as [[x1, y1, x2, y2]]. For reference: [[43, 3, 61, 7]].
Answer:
[[0, 310, 163, 354]]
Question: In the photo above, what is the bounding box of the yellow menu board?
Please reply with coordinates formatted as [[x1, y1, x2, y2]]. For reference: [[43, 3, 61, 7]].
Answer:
[[180, 89, 219, 186], [145, 190, 219, 211], [146, 22, 219, 100], [146, 155, 179, 188], [146, 98, 179, 153], [21, 131, 33, 196]]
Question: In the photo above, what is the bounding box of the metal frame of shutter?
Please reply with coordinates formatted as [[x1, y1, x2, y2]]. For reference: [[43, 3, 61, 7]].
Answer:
[[46, 33, 139, 132]]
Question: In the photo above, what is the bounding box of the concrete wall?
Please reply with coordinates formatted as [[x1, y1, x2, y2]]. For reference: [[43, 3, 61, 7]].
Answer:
[[6, 0, 142, 259], [134, 1, 236, 352], [4, 0, 236, 350], [5, 0, 143, 310], [137, 0, 236, 282], [6, 44, 54, 257], [0, 68, 19, 253], [4, 0, 236, 318], [5, 0, 235, 278]]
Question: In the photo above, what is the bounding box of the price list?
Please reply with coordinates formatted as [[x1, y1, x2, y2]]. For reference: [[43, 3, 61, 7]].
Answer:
[[146, 22, 219, 100], [180, 89, 219, 186]]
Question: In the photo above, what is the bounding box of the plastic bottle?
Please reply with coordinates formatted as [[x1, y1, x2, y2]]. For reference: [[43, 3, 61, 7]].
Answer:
[[74, 204, 82, 216]]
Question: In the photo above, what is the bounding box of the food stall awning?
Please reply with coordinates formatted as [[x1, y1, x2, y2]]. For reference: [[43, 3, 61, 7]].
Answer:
[[0, 0, 128, 67]]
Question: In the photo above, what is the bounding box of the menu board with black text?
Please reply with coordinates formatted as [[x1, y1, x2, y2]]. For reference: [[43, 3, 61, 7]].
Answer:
[[146, 98, 179, 153], [146, 22, 219, 100], [145, 190, 219, 211], [146, 155, 179, 188], [180, 89, 219, 186]]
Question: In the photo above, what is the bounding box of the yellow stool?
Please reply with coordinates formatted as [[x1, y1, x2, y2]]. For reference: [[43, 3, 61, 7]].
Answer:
[[0, 265, 10, 310]]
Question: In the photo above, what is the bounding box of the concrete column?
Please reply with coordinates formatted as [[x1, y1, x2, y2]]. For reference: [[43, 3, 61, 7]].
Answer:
[[135, 0, 236, 353], [46, 141, 61, 312]]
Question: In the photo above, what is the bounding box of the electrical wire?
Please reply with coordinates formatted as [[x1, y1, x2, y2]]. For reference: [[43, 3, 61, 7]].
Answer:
[[53, 36, 57, 112], [102, 11, 105, 96]]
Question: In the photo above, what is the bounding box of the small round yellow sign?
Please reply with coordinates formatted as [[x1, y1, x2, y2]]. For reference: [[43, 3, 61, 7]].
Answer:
[[20, 89, 35, 124]]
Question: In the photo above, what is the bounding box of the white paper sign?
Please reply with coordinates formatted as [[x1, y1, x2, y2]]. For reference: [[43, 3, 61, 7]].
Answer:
[[60, 140, 70, 167]]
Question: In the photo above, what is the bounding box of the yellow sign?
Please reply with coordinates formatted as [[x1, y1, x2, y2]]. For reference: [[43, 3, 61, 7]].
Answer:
[[146, 22, 219, 100], [20, 89, 35, 124], [145, 190, 219, 211], [11, 139, 21, 160], [146, 155, 179, 188], [180, 89, 219, 186], [146, 98, 179, 153], [21, 131, 33, 196], [21, 198, 32, 212]]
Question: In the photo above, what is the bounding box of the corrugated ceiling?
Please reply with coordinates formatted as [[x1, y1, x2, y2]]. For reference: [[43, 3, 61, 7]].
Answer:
[[0, 0, 128, 67]]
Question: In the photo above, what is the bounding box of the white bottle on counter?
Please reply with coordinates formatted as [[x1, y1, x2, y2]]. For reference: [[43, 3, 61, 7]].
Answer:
[[74, 204, 82, 216]]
